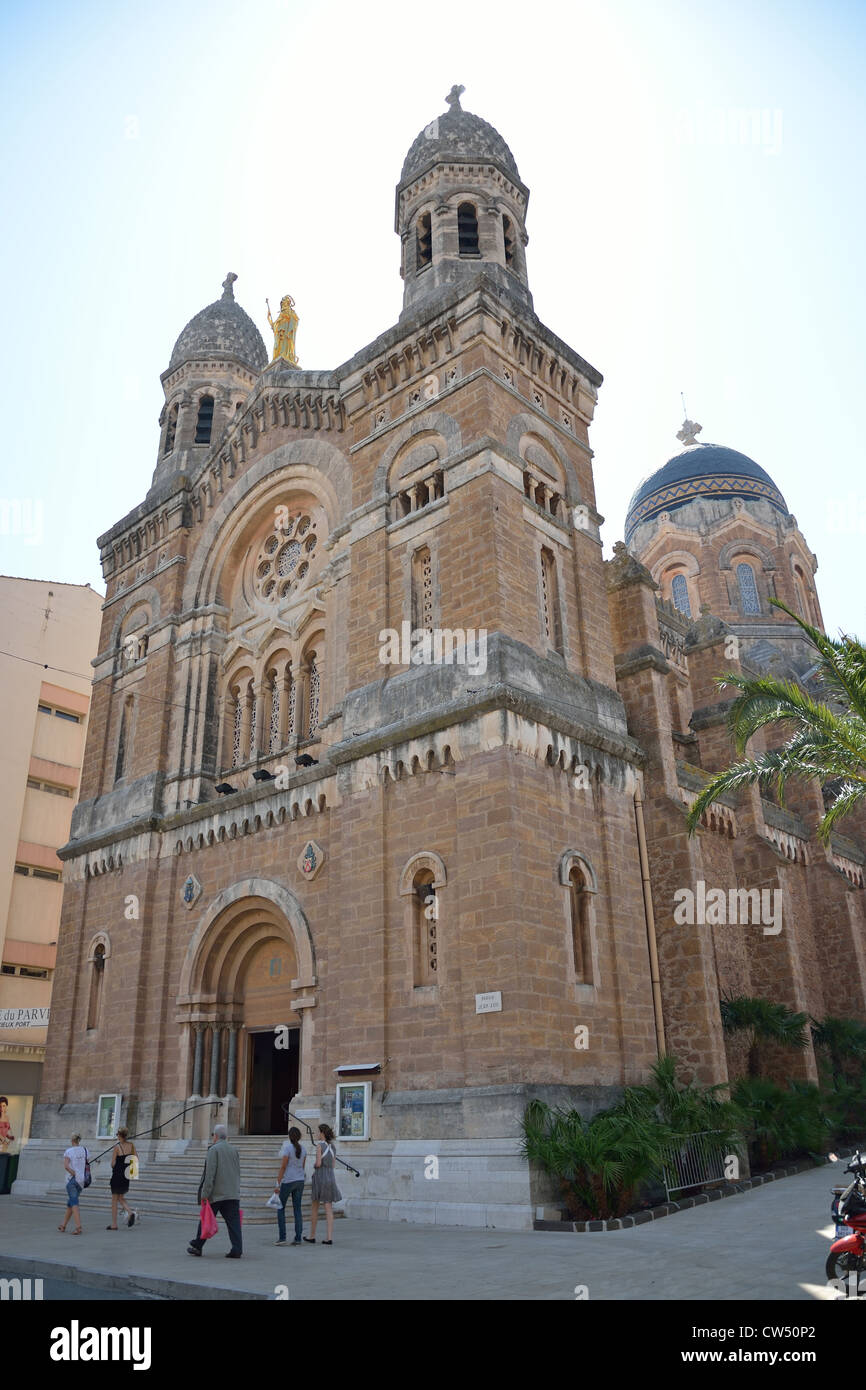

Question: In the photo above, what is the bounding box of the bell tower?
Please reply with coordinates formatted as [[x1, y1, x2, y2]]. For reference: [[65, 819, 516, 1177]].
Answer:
[[396, 85, 532, 317]]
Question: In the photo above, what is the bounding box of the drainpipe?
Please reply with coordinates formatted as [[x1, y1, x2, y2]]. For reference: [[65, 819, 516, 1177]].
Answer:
[[634, 780, 666, 1057]]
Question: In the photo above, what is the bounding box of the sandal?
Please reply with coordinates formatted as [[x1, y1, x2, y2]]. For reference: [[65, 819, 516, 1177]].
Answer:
[[57, 1225, 66, 1233], [71, 1229, 82, 1235], [302, 1236, 316, 1243]]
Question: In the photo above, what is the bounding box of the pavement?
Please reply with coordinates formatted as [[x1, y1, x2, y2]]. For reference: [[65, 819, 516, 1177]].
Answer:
[[0, 1163, 852, 1300]]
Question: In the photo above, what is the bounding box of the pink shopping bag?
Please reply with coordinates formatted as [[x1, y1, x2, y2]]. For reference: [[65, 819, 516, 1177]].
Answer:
[[200, 1200, 218, 1240]]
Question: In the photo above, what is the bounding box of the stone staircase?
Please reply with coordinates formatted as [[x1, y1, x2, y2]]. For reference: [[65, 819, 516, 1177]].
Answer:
[[14, 1136, 339, 1228]]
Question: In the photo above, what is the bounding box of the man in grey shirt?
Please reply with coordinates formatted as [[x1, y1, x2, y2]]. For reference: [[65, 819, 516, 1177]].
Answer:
[[187, 1124, 242, 1258]]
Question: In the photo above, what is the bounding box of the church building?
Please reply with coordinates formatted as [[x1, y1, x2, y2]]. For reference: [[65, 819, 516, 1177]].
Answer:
[[18, 89, 866, 1227]]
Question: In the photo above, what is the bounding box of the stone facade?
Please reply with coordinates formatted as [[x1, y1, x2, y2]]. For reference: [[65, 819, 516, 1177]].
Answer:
[[18, 94, 866, 1227]]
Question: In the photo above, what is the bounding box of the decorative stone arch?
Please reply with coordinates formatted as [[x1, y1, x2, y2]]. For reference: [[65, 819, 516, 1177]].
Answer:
[[373, 411, 462, 500], [718, 538, 776, 573], [86, 930, 112, 963], [505, 413, 582, 505], [399, 850, 447, 897], [184, 439, 350, 610], [653, 549, 701, 617], [558, 850, 600, 992], [179, 879, 315, 1002], [107, 585, 162, 652]]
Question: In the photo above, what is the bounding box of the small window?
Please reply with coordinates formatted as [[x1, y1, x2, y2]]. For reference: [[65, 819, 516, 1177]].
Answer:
[[671, 573, 692, 617], [540, 547, 563, 654], [26, 776, 41, 790], [194, 395, 214, 445], [457, 202, 479, 256], [163, 402, 178, 455], [416, 212, 432, 270], [1, 964, 15, 975], [503, 215, 515, 267], [736, 562, 760, 615], [54, 709, 81, 723], [37, 704, 51, 715], [13, 864, 29, 876], [19, 966, 49, 979], [569, 866, 593, 985], [33, 868, 62, 881]]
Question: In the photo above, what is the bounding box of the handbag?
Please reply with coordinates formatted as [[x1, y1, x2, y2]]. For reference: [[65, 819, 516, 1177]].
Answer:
[[200, 1200, 218, 1240], [83, 1148, 92, 1189]]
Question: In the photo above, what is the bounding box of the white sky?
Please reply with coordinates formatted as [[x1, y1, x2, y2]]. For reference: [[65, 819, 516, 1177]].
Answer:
[[1, 0, 864, 637]]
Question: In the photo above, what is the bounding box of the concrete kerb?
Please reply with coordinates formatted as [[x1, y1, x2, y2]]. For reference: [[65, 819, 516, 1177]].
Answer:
[[533, 1156, 822, 1232], [0, 1252, 268, 1301]]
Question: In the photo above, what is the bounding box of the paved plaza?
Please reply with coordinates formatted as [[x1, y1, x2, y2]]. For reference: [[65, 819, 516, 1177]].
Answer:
[[0, 1163, 849, 1300]]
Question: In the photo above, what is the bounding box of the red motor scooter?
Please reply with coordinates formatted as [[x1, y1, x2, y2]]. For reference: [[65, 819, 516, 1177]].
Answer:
[[826, 1149, 866, 1297]]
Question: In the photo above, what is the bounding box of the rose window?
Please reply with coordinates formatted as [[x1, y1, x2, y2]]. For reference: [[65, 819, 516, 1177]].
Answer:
[[254, 514, 318, 601]]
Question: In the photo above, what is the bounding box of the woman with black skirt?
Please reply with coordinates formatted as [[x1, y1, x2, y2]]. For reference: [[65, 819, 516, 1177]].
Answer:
[[107, 1127, 137, 1229]]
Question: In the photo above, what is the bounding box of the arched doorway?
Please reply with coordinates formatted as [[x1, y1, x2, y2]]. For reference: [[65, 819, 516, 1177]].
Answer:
[[178, 880, 317, 1135]]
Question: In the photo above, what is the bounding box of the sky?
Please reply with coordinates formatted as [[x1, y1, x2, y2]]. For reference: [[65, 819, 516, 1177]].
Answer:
[[1, 0, 864, 637]]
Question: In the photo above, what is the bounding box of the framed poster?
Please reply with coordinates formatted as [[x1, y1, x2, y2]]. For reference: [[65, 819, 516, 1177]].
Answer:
[[336, 1081, 370, 1141], [0, 1094, 33, 1155], [96, 1093, 121, 1139]]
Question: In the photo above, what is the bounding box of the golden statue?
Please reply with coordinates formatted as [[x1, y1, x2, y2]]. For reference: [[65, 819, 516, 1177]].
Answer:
[[267, 294, 299, 366]]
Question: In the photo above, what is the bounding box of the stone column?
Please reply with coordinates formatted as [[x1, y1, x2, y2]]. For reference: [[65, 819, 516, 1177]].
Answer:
[[191, 1023, 205, 1096], [208, 1024, 222, 1096], [226, 1024, 239, 1096]]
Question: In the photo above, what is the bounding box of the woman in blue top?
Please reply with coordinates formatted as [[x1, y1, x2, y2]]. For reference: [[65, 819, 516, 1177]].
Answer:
[[274, 1127, 306, 1245]]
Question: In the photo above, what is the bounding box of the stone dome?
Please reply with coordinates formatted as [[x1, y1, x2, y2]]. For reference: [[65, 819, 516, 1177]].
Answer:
[[168, 273, 267, 373], [625, 437, 789, 545], [400, 86, 521, 187]]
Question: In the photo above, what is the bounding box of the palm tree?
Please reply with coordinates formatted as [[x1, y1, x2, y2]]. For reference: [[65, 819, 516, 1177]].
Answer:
[[811, 1015, 866, 1087], [720, 995, 808, 1078], [684, 599, 866, 842]]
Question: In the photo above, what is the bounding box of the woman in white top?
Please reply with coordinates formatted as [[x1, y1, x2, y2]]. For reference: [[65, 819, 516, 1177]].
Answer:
[[59, 1133, 87, 1234]]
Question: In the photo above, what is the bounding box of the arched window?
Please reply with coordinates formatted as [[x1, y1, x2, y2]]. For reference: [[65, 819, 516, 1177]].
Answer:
[[502, 215, 515, 267], [399, 852, 446, 994], [793, 567, 811, 622], [87, 942, 106, 1030], [457, 202, 479, 256], [412, 868, 438, 986], [307, 658, 320, 738], [114, 696, 133, 784], [569, 866, 593, 984], [163, 403, 178, 456], [671, 573, 692, 618], [416, 213, 432, 270], [736, 562, 760, 615], [411, 546, 433, 633], [194, 395, 214, 445], [540, 547, 563, 653]]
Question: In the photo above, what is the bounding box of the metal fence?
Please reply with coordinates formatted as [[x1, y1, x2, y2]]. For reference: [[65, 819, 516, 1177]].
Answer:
[[660, 1131, 734, 1201]]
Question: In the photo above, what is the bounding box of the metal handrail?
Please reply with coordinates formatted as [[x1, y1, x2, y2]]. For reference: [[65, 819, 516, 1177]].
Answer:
[[281, 1101, 360, 1177], [88, 1098, 224, 1164]]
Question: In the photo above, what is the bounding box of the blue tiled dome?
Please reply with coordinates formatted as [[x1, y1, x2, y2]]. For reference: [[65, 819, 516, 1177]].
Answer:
[[624, 442, 788, 545]]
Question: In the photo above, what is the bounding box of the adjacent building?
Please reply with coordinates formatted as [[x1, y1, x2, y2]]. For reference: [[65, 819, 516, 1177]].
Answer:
[[0, 577, 102, 1164]]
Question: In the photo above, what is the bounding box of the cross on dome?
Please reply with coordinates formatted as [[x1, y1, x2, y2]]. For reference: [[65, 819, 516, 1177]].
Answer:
[[677, 418, 703, 447], [445, 84, 465, 111], [221, 272, 238, 300]]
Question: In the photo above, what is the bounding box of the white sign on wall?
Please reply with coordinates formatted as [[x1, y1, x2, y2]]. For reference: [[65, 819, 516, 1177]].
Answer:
[[475, 992, 502, 1014], [0, 1007, 50, 1030]]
